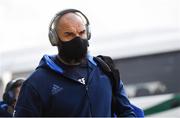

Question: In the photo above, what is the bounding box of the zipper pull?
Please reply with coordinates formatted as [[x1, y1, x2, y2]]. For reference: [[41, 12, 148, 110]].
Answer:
[[86, 85, 88, 91]]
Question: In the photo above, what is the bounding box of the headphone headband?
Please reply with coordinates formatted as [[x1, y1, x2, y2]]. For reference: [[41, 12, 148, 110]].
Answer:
[[49, 9, 90, 31]]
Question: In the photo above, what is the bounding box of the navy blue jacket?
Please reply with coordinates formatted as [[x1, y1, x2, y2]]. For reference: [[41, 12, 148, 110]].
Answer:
[[14, 54, 136, 117]]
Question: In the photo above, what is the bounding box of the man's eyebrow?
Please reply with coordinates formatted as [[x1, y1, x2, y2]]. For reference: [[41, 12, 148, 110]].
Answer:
[[64, 32, 74, 35]]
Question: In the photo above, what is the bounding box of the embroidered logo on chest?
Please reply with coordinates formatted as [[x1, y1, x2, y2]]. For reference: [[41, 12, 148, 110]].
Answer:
[[51, 84, 63, 95], [78, 78, 86, 85]]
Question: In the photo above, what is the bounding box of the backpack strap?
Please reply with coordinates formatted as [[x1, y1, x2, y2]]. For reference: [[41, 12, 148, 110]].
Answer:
[[94, 55, 121, 116], [93, 55, 120, 94]]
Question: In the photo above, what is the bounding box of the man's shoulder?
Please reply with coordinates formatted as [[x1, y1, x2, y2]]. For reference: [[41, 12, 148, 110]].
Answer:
[[25, 68, 57, 87], [30, 67, 51, 78]]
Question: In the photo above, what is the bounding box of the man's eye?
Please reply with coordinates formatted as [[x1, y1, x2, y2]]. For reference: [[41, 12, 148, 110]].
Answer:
[[80, 30, 86, 35]]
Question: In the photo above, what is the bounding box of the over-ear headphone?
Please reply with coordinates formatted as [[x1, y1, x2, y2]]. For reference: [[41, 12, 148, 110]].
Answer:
[[3, 78, 24, 106], [48, 9, 91, 46]]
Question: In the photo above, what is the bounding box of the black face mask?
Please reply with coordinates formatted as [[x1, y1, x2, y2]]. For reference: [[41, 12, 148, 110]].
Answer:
[[58, 37, 89, 63]]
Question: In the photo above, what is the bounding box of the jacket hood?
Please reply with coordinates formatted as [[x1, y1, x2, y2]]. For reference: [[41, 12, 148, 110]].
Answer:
[[37, 54, 97, 74]]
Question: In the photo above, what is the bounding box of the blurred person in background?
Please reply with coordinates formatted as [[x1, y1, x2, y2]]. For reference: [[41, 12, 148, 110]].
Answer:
[[14, 9, 143, 117], [0, 78, 24, 116]]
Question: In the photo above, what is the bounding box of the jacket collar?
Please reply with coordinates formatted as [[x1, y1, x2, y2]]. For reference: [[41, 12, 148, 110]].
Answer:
[[42, 54, 97, 84]]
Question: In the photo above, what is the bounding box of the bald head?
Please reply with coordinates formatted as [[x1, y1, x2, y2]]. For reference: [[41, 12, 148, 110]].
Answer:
[[55, 13, 87, 41]]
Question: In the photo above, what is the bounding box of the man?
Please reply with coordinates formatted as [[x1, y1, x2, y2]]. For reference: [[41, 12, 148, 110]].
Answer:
[[14, 9, 138, 117], [0, 78, 24, 116]]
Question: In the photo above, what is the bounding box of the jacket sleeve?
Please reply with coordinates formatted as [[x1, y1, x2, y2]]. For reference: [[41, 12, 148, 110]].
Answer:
[[113, 80, 136, 117], [13, 81, 42, 116]]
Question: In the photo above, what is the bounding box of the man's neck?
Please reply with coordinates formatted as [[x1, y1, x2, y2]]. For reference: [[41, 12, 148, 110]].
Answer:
[[57, 55, 82, 66]]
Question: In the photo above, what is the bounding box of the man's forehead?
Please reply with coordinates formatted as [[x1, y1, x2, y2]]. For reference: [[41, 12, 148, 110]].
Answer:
[[58, 12, 85, 26]]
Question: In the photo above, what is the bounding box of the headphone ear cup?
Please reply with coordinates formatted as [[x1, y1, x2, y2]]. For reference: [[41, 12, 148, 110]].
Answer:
[[86, 25, 91, 40], [49, 29, 59, 46]]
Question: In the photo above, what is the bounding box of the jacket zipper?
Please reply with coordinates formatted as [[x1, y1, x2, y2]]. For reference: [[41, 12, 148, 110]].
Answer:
[[68, 78, 93, 116], [85, 84, 93, 117]]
